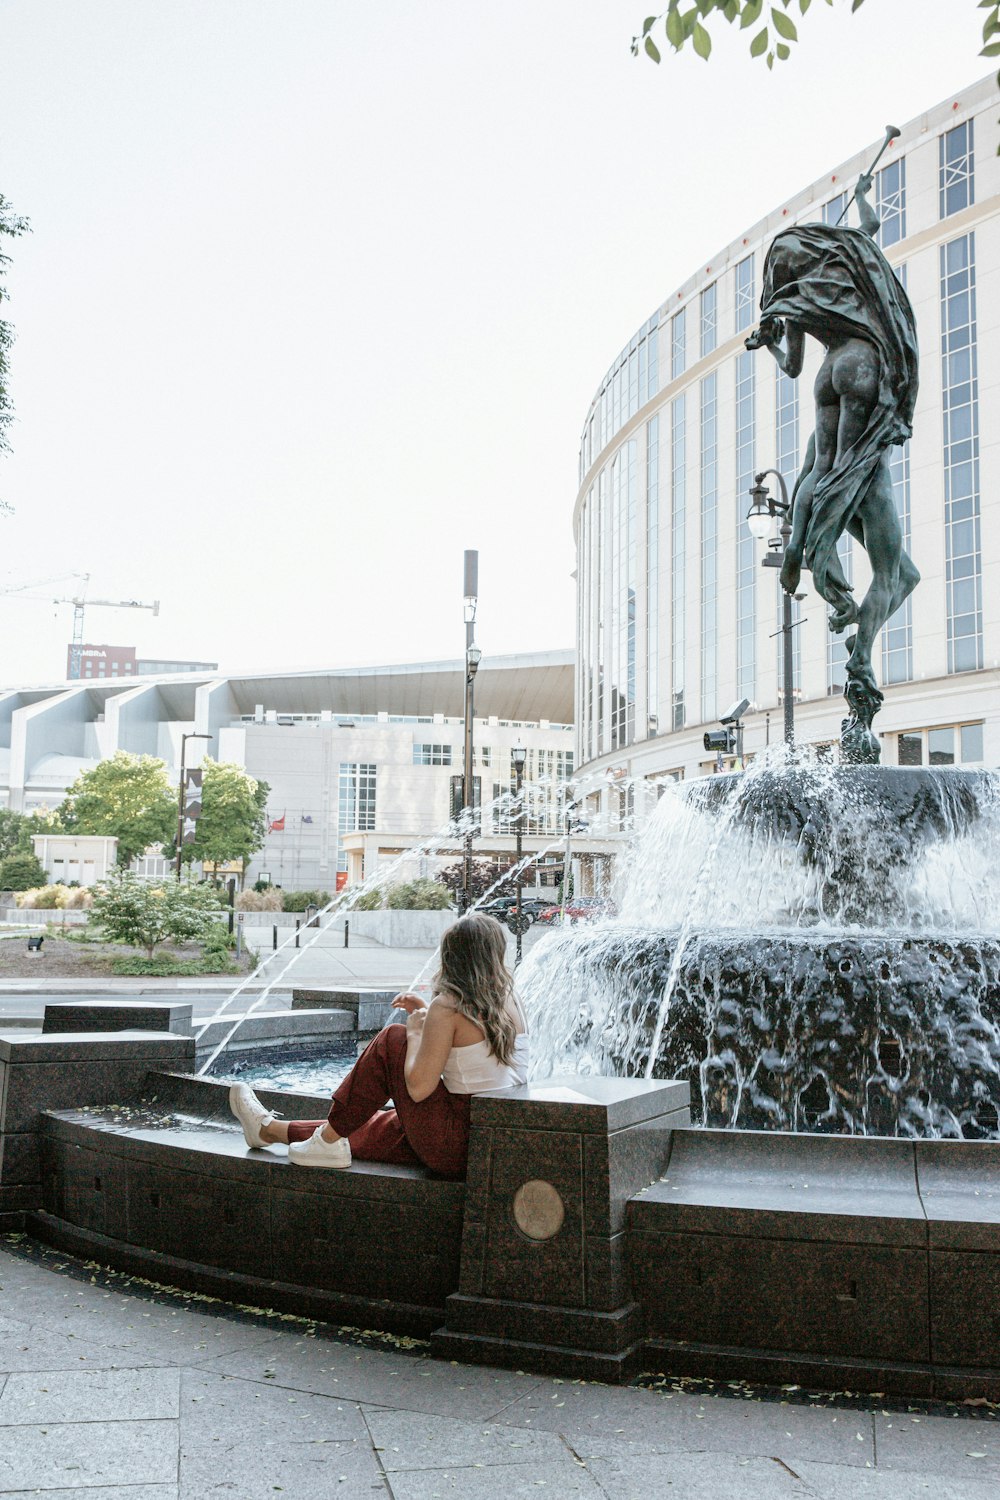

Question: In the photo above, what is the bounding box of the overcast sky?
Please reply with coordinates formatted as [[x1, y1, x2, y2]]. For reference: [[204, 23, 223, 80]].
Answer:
[[0, 1, 988, 685]]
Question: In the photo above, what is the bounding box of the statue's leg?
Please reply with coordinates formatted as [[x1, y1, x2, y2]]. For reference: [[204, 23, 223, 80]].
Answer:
[[780, 434, 816, 596], [823, 341, 881, 634], [846, 456, 902, 693]]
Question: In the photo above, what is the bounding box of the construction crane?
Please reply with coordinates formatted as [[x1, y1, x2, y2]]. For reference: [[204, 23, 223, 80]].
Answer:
[[51, 575, 161, 679]]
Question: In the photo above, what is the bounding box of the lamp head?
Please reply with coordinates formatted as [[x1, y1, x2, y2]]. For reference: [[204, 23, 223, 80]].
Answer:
[[466, 643, 482, 677], [746, 477, 773, 541], [511, 742, 527, 771]]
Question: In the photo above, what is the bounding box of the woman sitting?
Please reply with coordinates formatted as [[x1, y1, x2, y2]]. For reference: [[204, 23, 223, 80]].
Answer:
[[229, 912, 529, 1179]]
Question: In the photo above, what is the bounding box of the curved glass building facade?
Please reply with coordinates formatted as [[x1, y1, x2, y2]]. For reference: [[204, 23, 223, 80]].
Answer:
[[574, 76, 1000, 811]]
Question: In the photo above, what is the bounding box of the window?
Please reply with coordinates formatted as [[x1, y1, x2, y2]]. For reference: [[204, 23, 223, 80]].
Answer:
[[584, 314, 659, 465], [734, 351, 755, 701], [898, 732, 922, 766], [896, 723, 983, 767], [475, 745, 492, 768], [700, 374, 718, 723], [337, 762, 376, 871], [671, 396, 686, 732], [875, 157, 906, 249], [700, 284, 717, 359], [882, 432, 913, 684], [940, 234, 982, 674], [734, 255, 755, 333], [412, 743, 452, 765], [823, 192, 847, 227], [646, 416, 659, 736], [940, 119, 974, 219], [671, 308, 686, 380]]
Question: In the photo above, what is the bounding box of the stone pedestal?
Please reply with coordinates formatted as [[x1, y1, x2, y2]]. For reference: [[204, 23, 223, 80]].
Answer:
[[432, 1074, 689, 1381], [42, 1001, 193, 1035]]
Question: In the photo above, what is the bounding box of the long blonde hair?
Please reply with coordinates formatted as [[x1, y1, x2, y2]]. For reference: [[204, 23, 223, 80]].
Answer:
[[433, 913, 519, 1066]]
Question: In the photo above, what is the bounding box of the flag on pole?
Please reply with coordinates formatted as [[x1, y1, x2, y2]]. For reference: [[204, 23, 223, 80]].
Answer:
[[182, 769, 203, 844], [268, 812, 286, 833]]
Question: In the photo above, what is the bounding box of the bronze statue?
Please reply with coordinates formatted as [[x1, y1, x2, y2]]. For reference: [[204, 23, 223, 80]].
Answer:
[[746, 153, 919, 762]]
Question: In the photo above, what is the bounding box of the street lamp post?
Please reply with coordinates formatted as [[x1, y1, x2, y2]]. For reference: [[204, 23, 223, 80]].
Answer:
[[746, 470, 803, 747], [175, 732, 211, 879], [511, 742, 526, 964]]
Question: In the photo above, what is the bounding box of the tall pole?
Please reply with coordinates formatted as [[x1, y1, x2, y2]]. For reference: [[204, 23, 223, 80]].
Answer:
[[461, 550, 478, 915], [175, 732, 210, 879], [749, 470, 797, 747], [781, 513, 795, 747], [513, 748, 525, 965]]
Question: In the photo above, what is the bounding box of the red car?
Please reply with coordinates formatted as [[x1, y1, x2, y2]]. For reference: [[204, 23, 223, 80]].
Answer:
[[535, 897, 607, 925]]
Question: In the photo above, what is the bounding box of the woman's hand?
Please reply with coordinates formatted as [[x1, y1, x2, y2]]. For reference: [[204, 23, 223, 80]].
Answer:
[[392, 991, 428, 1015]]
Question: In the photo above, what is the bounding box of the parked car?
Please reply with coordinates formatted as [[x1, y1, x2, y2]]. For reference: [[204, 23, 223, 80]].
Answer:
[[535, 897, 608, 925]]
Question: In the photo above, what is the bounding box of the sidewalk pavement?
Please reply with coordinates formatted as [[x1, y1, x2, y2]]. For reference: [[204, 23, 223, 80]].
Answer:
[[1, 1238, 997, 1500]]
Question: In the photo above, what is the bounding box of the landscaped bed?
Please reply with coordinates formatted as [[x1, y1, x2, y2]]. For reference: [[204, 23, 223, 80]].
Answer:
[[0, 929, 258, 978]]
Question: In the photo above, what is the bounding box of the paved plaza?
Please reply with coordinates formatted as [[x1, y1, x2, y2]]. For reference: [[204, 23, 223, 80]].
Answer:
[[0, 1237, 997, 1499]]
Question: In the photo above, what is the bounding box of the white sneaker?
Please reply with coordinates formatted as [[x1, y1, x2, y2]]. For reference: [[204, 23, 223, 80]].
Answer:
[[288, 1127, 352, 1170], [229, 1082, 276, 1149]]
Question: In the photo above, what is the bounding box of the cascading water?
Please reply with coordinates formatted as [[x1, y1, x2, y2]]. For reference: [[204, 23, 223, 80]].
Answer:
[[522, 745, 1000, 1139]]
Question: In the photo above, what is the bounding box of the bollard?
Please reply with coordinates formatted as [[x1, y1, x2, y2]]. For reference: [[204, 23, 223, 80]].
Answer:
[[344, 920, 349, 949], [295, 918, 301, 949], [272, 924, 278, 951], [236, 912, 244, 960]]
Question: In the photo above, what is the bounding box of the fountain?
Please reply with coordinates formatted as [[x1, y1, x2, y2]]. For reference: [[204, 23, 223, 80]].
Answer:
[[524, 748, 1000, 1138]]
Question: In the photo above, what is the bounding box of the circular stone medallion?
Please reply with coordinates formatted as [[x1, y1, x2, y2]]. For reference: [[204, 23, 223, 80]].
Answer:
[[512, 1179, 565, 1241]]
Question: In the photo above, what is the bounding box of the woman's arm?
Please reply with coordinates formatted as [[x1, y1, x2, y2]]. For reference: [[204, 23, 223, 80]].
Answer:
[[403, 1001, 456, 1103]]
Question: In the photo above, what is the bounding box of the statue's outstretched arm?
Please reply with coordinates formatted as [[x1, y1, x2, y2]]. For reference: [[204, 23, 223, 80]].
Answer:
[[854, 172, 881, 240]]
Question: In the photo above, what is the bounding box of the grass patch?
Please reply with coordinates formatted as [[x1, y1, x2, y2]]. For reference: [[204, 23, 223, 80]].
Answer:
[[110, 952, 238, 977]]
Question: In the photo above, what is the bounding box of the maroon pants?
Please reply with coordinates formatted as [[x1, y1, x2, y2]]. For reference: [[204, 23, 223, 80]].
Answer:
[[286, 1023, 471, 1179]]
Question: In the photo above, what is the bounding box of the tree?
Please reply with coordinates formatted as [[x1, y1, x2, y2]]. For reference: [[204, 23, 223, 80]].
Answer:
[[184, 760, 269, 882], [0, 193, 29, 513], [0, 808, 31, 863], [0, 850, 46, 891], [436, 859, 523, 906], [91, 870, 224, 958], [634, 1, 1000, 79], [60, 751, 177, 867]]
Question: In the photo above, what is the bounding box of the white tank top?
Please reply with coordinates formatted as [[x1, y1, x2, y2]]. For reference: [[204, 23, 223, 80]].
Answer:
[[440, 994, 530, 1095]]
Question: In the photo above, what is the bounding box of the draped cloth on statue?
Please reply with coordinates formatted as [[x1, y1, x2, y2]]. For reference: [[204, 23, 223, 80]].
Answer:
[[759, 225, 918, 603]]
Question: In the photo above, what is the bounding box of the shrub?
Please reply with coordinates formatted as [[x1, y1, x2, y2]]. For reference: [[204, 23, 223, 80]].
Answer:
[[111, 953, 237, 977], [350, 886, 384, 911], [235, 888, 283, 911], [385, 878, 453, 911], [92, 871, 224, 957], [281, 889, 332, 912], [0, 852, 47, 891], [55, 885, 93, 909], [17, 885, 60, 909]]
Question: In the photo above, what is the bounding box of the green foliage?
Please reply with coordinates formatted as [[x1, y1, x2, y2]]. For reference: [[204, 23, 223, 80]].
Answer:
[[634, 1, 1000, 84], [111, 951, 238, 977], [436, 859, 520, 905], [0, 193, 29, 511], [280, 888, 331, 912], [91, 870, 224, 957], [350, 886, 384, 911], [0, 809, 30, 862], [184, 760, 269, 874], [0, 851, 46, 890], [385, 878, 453, 910], [61, 751, 176, 867]]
